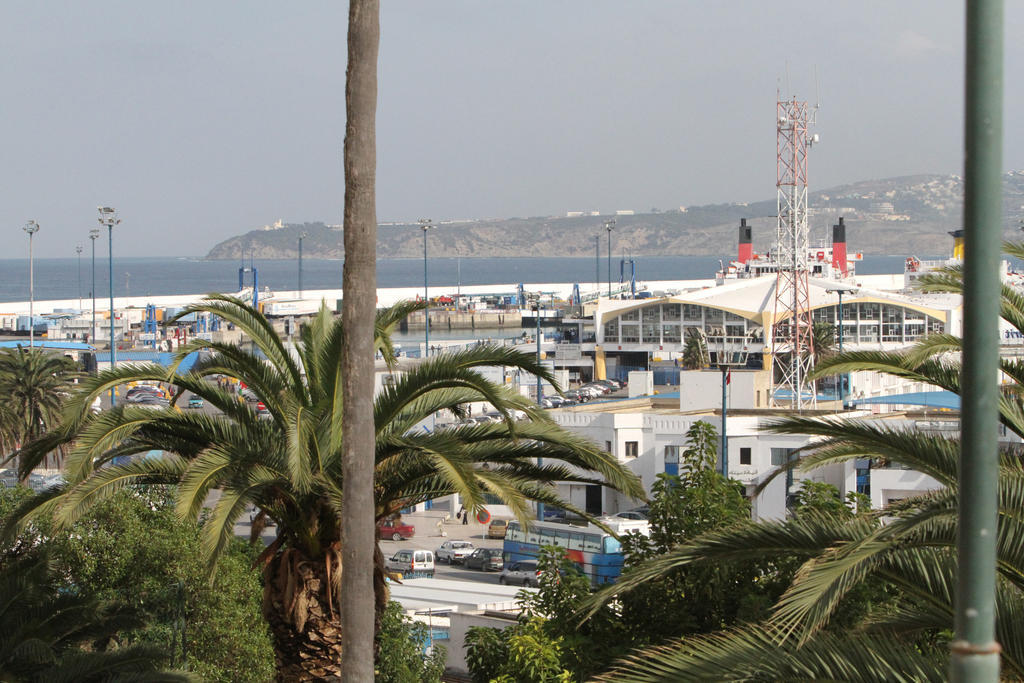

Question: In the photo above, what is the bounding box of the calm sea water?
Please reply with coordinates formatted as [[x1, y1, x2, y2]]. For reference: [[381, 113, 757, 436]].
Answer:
[[0, 255, 919, 304]]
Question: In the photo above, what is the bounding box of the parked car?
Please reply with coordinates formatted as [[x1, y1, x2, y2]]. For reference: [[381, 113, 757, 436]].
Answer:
[[464, 548, 504, 572], [435, 540, 475, 564], [487, 519, 509, 539], [385, 549, 434, 578], [499, 560, 539, 587], [379, 520, 416, 541], [187, 395, 205, 409], [614, 510, 648, 520], [135, 397, 170, 410]]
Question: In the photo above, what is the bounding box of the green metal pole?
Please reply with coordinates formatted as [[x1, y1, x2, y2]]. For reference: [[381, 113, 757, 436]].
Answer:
[[952, 0, 1003, 679], [720, 365, 728, 477]]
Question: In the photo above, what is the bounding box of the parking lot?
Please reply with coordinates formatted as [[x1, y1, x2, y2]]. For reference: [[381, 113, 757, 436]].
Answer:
[[378, 511, 508, 584]]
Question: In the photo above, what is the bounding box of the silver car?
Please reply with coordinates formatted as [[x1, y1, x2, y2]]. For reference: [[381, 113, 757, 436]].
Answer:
[[435, 540, 475, 564], [499, 560, 539, 587]]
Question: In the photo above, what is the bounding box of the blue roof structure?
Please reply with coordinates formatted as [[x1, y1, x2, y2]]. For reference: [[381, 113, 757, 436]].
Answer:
[[852, 391, 960, 410], [0, 340, 95, 351], [95, 351, 201, 373]]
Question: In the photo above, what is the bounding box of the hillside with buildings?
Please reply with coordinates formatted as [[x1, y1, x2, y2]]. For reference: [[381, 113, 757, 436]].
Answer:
[[205, 171, 1024, 260]]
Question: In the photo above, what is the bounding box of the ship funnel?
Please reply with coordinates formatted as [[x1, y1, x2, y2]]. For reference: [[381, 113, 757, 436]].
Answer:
[[738, 218, 753, 264], [949, 229, 965, 260], [832, 217, 848, 276]]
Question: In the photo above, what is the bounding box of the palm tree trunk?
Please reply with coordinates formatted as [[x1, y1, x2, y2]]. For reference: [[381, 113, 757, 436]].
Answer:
[[263, 550, 344, 680], [340, 0, 380, 680]]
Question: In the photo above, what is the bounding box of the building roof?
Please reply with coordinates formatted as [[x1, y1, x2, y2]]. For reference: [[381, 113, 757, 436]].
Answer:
[[852, 391, 960, 410], [0, 340, 95, 351]]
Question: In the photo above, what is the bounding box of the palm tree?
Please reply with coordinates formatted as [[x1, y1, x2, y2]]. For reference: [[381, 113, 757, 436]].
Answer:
[[340, 0, 380, 678], [583, 244, 1024, 680], [681, 328, 708, 370], [0, 346, 79, 468], [13, 295, 643, 680]]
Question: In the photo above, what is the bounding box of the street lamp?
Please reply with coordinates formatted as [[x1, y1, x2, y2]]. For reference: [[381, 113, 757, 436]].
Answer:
[[76, 245, 83, 310], [826, 284, 857, 408], [89, 229, 100, 347], [98, 207, 120, 406], [22, 220, 40, 348], [419, 218, 433, 358], [705, 325, 750, 478], [604, 219, 615, 297], [298, 231, 308, 297]]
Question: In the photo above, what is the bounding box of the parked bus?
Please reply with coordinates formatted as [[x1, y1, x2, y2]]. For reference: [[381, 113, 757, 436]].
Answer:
[[502, 518, 650, 585]]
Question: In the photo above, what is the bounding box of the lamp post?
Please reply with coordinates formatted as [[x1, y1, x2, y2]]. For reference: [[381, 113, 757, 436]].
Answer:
[[89, 229, 99, 347], [22, 221, 40, 348], [826, 285, 856, 407], [604, 219, 615, 297], [706, 328, 748, 478], [298, 231, 307, 297], [76, 245, 83, 310], [419, 218, 432, 358], [98, 207, 120, 406]]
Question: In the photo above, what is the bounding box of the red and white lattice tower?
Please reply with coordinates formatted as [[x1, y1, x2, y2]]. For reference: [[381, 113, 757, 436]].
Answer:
[[771, 95, 816, 409]]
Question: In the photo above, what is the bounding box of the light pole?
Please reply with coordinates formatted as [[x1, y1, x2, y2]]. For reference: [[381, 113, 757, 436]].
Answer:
[[706, 328, 749, 478], [89, 229, 99, 347], [76, 245, 83, 309], [604, 219, 615, 297], [298, 231, 307, 297], [419, 218, 433, 358], [22, 221, 40, 348], [533, 297, 545, 521], [98, 207, 120, 406], [826, 285, 856, 407]]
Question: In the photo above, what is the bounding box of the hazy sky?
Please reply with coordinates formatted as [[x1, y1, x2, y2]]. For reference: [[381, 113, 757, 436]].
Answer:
[[2, 1, 1022, 257]]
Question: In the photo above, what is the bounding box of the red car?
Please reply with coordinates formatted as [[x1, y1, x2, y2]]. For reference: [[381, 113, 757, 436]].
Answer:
[[379, 521, 415, 541]]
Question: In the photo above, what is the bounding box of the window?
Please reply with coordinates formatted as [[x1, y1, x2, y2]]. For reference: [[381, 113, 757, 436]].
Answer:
[[621, 309, 639, 322], [642, 323, 661, 343], [664, 445, 680, 475], [859, 324, 880, 343], [771, 448, 796, 466], [603, 319, 619, 343], [605, 440, 613, 453], [625, 441, 638, 458], [705, 308, 724, 323], [859, 302, 880, 320], [662, 304, 681, 321], [740, 447, 751, 465], [642, 306, 660, 323], [662, 323, 681, 343], [621, 324, 639, 343], [683, 304, 703, 321]]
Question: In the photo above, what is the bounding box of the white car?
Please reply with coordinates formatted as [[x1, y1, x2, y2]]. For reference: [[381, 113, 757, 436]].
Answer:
[[435, 540, 475, 564], [385, 549, 435, 578]]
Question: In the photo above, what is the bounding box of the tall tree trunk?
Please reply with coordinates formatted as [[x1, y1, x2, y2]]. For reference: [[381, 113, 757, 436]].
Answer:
[[263, 550, 344, 680], [340, 0, 380, 680]]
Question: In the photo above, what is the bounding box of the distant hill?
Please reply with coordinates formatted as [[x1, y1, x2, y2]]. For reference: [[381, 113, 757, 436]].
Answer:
[[204, 172, 1024, 260]]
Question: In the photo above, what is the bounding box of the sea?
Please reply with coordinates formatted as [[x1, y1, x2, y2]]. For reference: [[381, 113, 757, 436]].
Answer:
[[0, 255, 918, 305]]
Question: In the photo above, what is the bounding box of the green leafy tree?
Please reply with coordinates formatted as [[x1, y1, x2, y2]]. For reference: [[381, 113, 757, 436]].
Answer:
[[0, 346, 78, 466], [374, 601, 445, 683], [13, 296, 643, 679], [0, 549, 192, 682], [0, 485, 274, 682]]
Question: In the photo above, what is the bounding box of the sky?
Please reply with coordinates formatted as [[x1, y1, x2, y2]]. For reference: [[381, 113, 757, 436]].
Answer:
[[1, 1, 1022, 257]]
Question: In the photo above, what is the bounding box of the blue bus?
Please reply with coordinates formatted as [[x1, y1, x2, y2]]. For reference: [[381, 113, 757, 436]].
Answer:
[[502, 518, 650, 585]]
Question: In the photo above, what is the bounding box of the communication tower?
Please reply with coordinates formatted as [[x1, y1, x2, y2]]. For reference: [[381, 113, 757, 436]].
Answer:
[[771, 94, 817, 408]]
